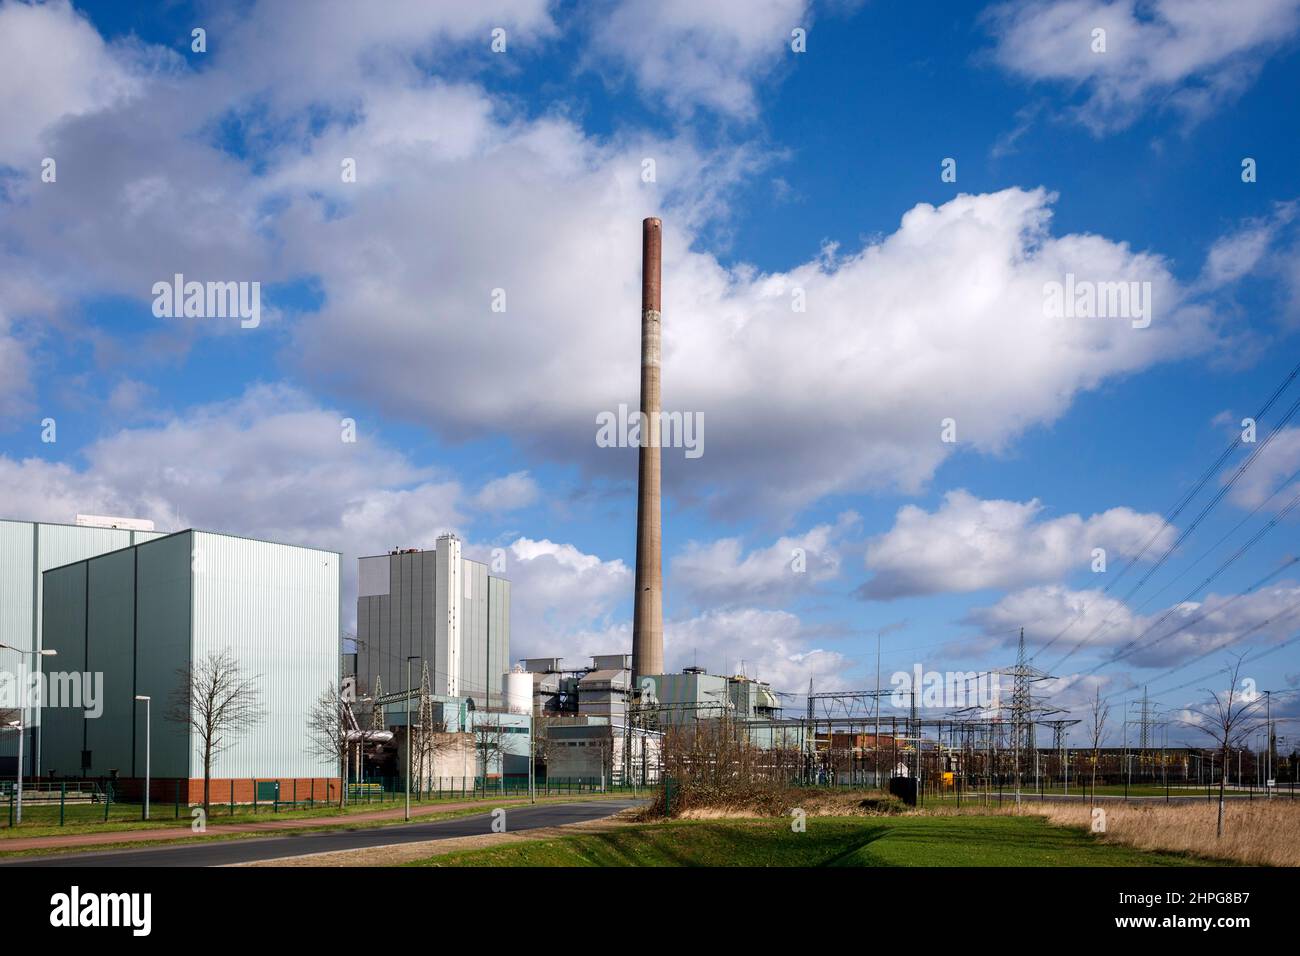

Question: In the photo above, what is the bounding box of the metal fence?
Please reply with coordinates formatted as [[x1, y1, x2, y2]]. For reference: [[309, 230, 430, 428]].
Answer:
[[2, 774, 641, 828]]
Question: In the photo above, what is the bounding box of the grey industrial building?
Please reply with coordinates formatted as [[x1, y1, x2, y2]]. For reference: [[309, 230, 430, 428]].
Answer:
[[354, 534, 509, 710], [0, 517, 166, 775], [37, 529, 341, 800], [646, 667, 781, 725], [520, 655, 796, 783]]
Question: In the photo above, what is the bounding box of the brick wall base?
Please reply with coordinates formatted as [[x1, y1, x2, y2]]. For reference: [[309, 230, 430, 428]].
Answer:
[[180, 777, 342, 806], [33, 776, 343, 806]]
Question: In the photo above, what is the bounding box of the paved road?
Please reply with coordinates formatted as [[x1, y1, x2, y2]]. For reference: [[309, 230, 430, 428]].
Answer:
[[1, 799, 642, 868]]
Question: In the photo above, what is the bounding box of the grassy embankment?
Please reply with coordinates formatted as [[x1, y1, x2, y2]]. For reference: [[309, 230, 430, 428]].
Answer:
[[410, 814, 1217, 867], [410, 786, 1300, 867]]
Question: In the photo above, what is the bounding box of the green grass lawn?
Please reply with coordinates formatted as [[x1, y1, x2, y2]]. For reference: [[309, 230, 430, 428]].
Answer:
[[0, 794, 479, 839], [1, 784, 638, 839], [410, 815, 1221, 868]]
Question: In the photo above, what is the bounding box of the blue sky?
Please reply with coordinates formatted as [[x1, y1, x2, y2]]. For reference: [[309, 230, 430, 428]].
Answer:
[[3, 0, 1300, 744]]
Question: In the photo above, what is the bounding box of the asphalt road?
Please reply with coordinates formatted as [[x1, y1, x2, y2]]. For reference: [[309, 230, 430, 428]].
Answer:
[[1, 799, 643, 868]]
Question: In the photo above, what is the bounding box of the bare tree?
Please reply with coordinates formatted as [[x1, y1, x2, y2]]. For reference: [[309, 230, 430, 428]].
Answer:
[[411, 715, 454, 791], [533, 718, 561, 786], [1186, 654, 1265, 838], [306, 682, 351, 808], [1087, 685, 1109, 808], [166, 649, 264, 815], [473, 718, 510, 789]]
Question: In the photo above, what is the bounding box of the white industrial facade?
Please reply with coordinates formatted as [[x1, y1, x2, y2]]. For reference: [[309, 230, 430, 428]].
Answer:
[[38, 530, 339, 784], [0, 518, 165, 774], [355, 533, 510, 710]]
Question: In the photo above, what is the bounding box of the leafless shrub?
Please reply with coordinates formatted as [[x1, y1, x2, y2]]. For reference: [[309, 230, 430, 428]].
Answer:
[[646, 720, 804, 816], [166, 649, 264, 815]]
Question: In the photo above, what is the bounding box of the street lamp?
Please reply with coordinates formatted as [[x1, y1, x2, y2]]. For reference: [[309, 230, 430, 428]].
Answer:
[[134, 695, 151, 820], [352, 693, 374, 805], [3, 720, 22, 824], [406, 656, 418, 822], [0, 643, 56, 794], [528, 708, 536, 804]]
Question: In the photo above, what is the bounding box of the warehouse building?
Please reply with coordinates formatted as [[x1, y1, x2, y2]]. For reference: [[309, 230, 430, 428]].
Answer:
[[354, 534, 509, 710], [38, 529, 341, 801], [0, 516, 166, 775]]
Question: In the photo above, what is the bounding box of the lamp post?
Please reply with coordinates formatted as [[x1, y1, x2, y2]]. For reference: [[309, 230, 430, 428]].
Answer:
[[406, 656, 418, 822], [3, 720, 22, 824], [352, 693, 374, 806], [0, 643, 56, 807], [134, 695, 151, 820], [528, 710, 536, 804]]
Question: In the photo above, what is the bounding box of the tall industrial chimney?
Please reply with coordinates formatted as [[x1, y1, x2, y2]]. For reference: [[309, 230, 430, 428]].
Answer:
[[632, 217, 664, 686]]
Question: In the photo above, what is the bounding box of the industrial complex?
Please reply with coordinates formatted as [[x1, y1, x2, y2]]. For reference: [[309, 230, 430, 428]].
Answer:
[[7, 219, 1199, 818], [1, 219, 1287, 827], [0, 217, 796, 806]]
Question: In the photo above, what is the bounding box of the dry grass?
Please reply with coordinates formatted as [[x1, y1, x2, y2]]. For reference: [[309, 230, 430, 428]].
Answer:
[[931, 800, 1300, 866], [651, 784, 1300, 866], [651, 787, 906, 821]]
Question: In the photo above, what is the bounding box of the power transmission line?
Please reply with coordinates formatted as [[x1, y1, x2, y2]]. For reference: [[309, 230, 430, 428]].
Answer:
[[1031, 357, 1300, 663]]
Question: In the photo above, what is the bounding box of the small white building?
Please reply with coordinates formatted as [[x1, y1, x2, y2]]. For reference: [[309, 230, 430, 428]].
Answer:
[[545, 719, 662, 785]]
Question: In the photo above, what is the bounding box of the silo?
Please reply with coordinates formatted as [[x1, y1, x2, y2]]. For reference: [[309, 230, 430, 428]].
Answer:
[[504, 667, 533, 715]]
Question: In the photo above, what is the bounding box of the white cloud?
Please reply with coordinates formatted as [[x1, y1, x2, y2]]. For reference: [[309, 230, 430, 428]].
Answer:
[[1229, 426, 1300, 509], [665, 607, 848, 692], [1204, 222, 1281, 288], [473, 471, 540, 512], [0, 308, 30, 418], [104, 378, 158, 418], [4, 384, 469, 552], [670, 512, 857, 608], [501, 535, 632, 662], [0, 383, 565, 626], [284, 159, 1220, 518], [1197, 204, 1299, 305], [861, 490, 1173, 599], [481, 535, 850, 693], [965, 582, 1300, 668], [195, 0, 554, 111], [986, 0, 1300, 132], [964, 584, 1136, 648], [0, 7, 1248, 517], [0, 0, 155, 166], [586, 0, 810, 117]]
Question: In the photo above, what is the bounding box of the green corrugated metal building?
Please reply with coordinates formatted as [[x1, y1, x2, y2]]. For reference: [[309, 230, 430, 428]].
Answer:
[[37, 529, 340, 793], [0, 518, 166, 775]]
